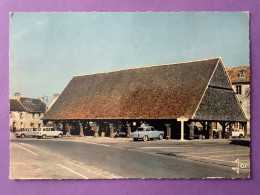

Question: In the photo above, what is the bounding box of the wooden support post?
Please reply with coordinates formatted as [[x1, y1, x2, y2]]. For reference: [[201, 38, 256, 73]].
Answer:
[[109, 123, 114, 138], [220, 122, 226, 138], [165, 123, 171, 139], [229, 122, 233, 137], [208, 122, 213, 139], [243, 122, 248, 138], [126, 123, 131, 138], [94, 123, 99, 137], [79, 122, 84, 137], [189, 122, 194, 140], [53, 121, 57, 130], [66, 123, 71, 137]]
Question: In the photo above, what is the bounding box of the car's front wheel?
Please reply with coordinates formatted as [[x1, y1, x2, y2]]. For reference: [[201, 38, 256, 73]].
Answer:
[[239, 134, 244, 138], [42, 134, 46, 139], [58, 134, 62, 138], [143, 135, 148, 142], [159, 134, 163, 140], [20, 134, 25, 138]]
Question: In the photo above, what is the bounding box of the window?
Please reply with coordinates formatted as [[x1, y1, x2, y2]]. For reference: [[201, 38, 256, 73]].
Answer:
[[20, 113, 23, 119], [239, 70, 245, 79], [151, 127, 155, 131], [236, 85, 242, 94], [51, 128, 55, 131]]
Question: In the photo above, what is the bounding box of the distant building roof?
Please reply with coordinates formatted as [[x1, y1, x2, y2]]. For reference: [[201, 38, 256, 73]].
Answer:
[[43, 58, 247, 122], [225, 65, 250, 84], [10, 99, 26, 112], [10, 95, 46, 113]]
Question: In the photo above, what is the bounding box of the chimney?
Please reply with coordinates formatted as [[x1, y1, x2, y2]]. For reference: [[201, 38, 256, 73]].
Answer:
[[13, 92, 20, 99], [38, 97, 44, 102]]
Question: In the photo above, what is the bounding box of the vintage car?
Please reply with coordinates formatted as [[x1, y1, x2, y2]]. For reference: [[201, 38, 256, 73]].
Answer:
[[36, 127, 63, 139], [15, 128, 38, 138], [231, 129, 244, 138], [130, 126, 164, 141]]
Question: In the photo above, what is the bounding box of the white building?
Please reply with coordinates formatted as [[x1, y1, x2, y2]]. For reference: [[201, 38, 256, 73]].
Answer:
[[10, 93, 47, 131], [226, 65, 250, 134]]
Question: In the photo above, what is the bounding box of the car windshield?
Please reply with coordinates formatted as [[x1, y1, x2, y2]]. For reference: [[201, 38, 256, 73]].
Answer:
[[137, 127, 144, 131]]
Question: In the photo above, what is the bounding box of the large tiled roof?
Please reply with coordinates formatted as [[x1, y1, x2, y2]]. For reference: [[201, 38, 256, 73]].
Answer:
[[225, 65, 250, 83], [44, 58, 222, 120]]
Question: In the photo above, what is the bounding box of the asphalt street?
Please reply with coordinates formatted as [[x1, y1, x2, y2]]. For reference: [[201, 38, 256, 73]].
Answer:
[[10, 136, 250, 179]]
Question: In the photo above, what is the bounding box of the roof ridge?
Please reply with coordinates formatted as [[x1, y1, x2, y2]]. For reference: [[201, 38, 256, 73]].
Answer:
[[74, 57, 221, 78], [20, 97, 43, 100], [225, 65, 250, 68]]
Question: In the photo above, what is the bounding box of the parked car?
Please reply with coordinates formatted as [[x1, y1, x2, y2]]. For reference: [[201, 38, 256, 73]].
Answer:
[[130, 126, 164, 141], [36, 127, 63, 139], [231, 129, 244, 138], [15, 128, 37, 138]]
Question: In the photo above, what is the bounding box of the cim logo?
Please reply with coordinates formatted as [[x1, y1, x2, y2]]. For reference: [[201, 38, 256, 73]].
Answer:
[[232, 159, 248, 174]]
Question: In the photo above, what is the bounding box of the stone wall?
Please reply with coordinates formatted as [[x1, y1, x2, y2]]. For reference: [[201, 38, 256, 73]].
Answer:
[[10, 111, 44, 131]]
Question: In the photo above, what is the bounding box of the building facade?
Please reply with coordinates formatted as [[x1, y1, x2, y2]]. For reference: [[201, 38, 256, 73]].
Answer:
[[10, 93, 47, 131], [226, 65, 250, 134]]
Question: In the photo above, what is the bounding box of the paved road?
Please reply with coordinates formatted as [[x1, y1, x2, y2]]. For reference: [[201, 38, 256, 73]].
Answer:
[[10, 137, 250, 179]]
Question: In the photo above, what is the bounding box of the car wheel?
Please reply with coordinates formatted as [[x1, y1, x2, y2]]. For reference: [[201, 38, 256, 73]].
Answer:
[[58, 134, 62, 138], [42, 135, 46, 139], [159, 134, 163, 140], [20, 134, 25, 138], [143, 135, 148, 142], [239, 134, 243, 138]]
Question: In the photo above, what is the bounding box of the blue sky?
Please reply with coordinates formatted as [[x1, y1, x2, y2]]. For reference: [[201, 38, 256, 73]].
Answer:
[[10, 12, 249, 105]]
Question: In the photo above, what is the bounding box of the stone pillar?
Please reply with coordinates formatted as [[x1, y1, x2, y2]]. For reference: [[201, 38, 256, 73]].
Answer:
[[208, 122, 213, 139], [165, 123, 171, 139], [189, 122, 195, 140], [243, 123, 248, 138], [66, 123, 71, 137], [79, 122, 84, 137], [229, 122, 233, 137], [177, 117, 189, 141], [94, 123, 99, 137], [109, 123, 114, 138], [126, 123, 131, 138]]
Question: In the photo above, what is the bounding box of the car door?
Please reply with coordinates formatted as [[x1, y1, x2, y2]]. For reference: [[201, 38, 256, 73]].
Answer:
[[151, 127, 157, 138], [51, 127, 57, 137]]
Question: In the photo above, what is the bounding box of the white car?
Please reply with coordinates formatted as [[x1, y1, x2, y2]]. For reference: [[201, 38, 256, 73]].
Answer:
[[15, 128, 37, 138], [36, 127, 63, 139], [232, 129, 244, 138]]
